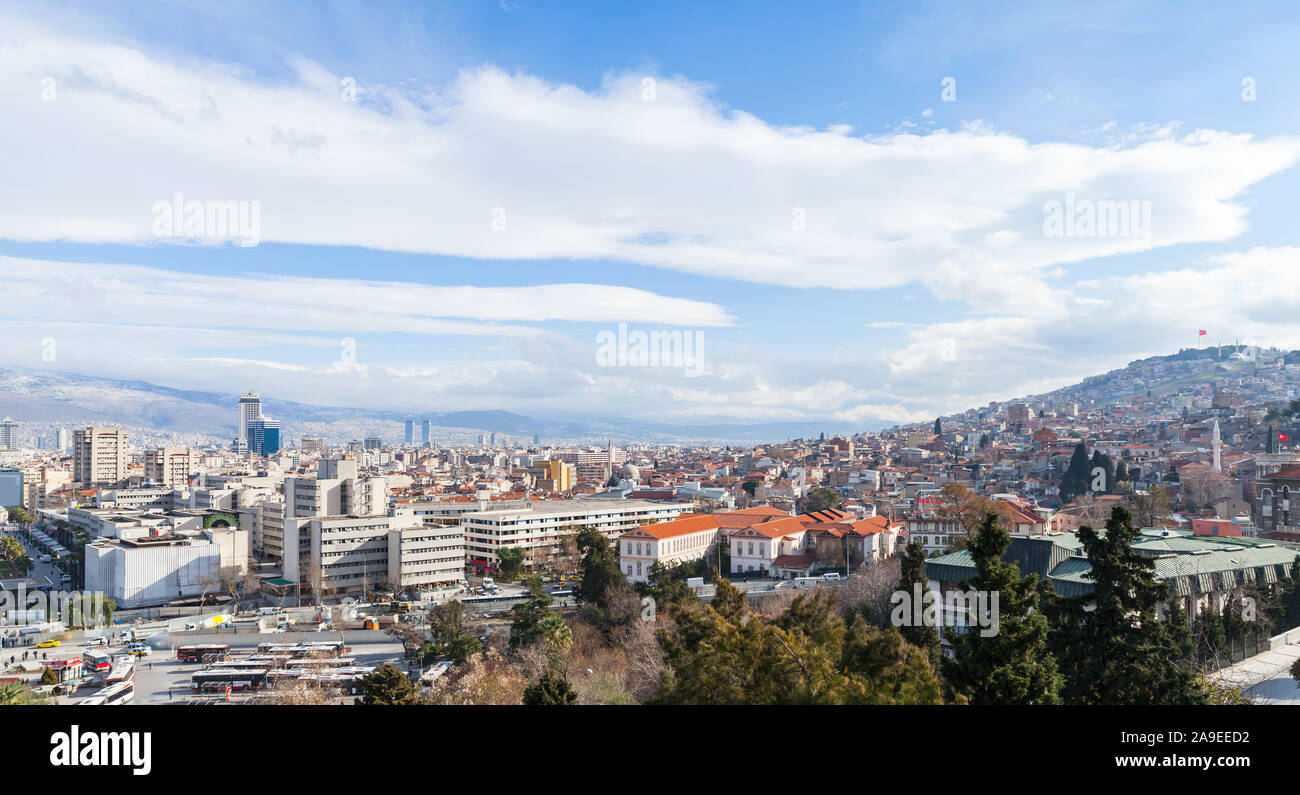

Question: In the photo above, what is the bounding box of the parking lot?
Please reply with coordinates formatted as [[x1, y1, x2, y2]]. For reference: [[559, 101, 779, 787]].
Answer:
[[55, 637, 408, 705]]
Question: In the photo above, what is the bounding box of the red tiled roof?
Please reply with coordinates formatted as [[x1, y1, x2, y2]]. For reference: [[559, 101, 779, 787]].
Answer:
[[621, 514, 719, 540]]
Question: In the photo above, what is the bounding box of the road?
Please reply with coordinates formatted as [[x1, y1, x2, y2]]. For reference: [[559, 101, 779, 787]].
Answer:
[[2, 526, 65, 584]]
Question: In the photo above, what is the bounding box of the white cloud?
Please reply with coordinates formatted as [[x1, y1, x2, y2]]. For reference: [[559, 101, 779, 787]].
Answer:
[[1, 15, 1296, 299], [0, 256, 733, 333]]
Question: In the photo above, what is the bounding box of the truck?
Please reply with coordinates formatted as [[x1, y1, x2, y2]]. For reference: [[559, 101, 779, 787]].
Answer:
[[481, 577, 495, 589]]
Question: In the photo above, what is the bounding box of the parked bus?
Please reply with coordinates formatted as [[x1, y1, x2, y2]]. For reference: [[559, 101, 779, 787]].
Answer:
[[81, 649, 111, 676], [191, 668, 269, 692], [294, 668, 374, 695], [255, 640, 347, 658], [83, 681, 134, 705], [105, 658, 134, 686], [176, 644, 232, 663], [284, 657, 357, 670]]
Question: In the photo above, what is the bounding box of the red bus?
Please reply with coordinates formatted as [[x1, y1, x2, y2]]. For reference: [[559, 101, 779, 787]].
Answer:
[[81, 649, 111, 675], [176, 644, 231, 663]]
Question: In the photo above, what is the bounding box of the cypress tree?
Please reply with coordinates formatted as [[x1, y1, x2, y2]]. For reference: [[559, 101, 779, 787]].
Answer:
[[1060, 442, 1091, 504], [897, 538, 940, 665]]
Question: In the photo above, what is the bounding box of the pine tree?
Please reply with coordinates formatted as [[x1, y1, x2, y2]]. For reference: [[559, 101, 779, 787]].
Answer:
[[944, 513, 1062, 704], [523, 670, 579, 705], [1114, 460, 1130, 485], [1047, 507, 1207, 704], [933, 418, 942, 435]]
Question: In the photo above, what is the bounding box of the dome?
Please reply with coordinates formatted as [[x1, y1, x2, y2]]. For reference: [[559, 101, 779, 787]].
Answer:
[[620, 463, 641, 481]]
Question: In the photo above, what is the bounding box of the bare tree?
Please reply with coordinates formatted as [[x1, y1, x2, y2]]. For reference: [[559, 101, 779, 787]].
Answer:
[[835, 557, 902, 627]]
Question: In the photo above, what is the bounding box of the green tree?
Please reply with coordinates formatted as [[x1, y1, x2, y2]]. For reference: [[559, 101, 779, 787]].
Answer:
[[933, 418, 942, 435], [427, 600, 481, 665], [804, 488, 840, 514], [637, 561, 701, 611], [1060, 442, 1092, 504], [497, 546, 525, 582], [1090, 450, 1114, 494], [40, 666, 59, 686], [0, 682, 47, 705], [896, 538, 940, 665], [574, 527, 629, 612], [360, 663, 425, 705], [508, 577, 571, 653], [1047, 507, 1207, 705], [944, 513, 1061, 704], [6, 506, 33, 528], [523, 670, 579, 705], [654, 577, 943, 705], [1277, 555, 1300, 632]]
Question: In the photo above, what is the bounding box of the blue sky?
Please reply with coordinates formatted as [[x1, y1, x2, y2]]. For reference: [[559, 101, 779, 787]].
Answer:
[[2, 1, 1300, 425]]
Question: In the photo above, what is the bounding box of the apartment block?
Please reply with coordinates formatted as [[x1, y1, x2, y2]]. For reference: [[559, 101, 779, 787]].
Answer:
[[144, 447, 198, 488], [73, 427, 128, 487]]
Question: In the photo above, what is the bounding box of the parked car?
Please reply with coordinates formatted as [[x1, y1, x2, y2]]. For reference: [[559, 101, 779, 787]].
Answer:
[[126, 643, 151, 656]]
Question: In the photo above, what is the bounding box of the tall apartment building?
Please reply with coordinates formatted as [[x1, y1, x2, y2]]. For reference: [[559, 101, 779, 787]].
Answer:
[[460, 499, 685, 576], [144, 447, 198, 488], [0, 417, 18, 451], [421, 419, 431, 445], [404, 419, 414, 445], [73, 427, 128, 487], [237, 391, 262, 442]]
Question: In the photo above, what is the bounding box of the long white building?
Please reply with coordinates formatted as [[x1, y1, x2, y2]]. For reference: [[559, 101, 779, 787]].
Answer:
[[460, 499, 685, 576]]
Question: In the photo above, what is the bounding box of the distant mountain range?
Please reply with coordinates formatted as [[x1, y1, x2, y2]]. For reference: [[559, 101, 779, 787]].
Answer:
[[0, 368, 869, 445]]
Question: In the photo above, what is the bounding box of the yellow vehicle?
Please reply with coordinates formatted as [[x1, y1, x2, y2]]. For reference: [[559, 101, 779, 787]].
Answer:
[[35, 640, 60, 648]]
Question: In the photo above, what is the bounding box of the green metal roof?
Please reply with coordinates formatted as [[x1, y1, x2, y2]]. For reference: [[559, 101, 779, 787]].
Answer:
[[924, 531, 1298, 598]]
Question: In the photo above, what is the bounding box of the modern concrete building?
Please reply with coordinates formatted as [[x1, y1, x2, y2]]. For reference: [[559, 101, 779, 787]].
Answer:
[[144, 447, 198, 488], [237, 391, 262, 445], [72, 427, 128, 487], [0, 468, 22, 509], [388, 524, 466, 593], [0, 417, 18, 451], [460, 498, 685, 575], [84, 534, 222, 608], [284, 457, 387, 519]]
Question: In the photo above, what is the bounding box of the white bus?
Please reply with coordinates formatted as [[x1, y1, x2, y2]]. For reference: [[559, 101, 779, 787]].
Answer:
[[105, 658, 134, 686], [83, 681, 134, 705]]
